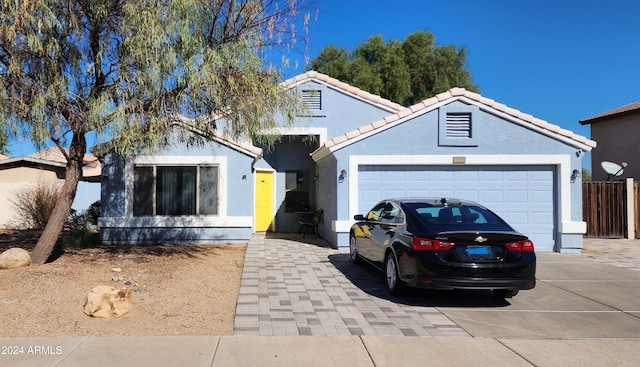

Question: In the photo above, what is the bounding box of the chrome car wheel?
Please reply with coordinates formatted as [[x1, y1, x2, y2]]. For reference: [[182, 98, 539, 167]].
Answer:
[[385, 253, 405, 295], [349, 235, 361, 264]]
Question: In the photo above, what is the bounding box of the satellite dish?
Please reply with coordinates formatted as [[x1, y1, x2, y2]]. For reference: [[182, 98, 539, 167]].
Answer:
[[601, 161, 628, 181]]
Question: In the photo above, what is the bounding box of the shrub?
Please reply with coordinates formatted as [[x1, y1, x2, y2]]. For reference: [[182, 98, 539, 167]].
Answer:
[[10, 180, 62, 230], [85, 201, 101, 226]]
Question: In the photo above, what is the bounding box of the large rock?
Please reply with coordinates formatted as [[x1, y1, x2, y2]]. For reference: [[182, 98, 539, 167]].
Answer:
[[0, 248, 32, 269], [84, 286, 132, 318]]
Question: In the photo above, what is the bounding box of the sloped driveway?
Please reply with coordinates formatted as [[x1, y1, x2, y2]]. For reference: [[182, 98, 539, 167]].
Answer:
[[234, 234, 640, 338]]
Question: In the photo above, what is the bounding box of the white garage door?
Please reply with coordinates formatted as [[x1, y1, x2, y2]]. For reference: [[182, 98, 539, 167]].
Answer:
[[358, 165, 556, 251]]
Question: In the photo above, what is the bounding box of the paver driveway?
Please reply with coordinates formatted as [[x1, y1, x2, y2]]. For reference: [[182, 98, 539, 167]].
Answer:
[[233, 233, 468, 337], [234, 234, 640, 338]]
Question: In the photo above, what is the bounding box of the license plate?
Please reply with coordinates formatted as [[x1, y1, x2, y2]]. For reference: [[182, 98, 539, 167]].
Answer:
[[466, 246, 491, 256]]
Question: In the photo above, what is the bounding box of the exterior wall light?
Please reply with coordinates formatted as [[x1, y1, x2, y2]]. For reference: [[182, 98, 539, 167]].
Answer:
[[571, 169, 581, 183], [339, 169, 347, 183]]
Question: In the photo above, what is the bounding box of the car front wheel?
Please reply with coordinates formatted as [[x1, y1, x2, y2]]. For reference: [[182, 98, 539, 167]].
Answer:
[[349, 235, 362, 264], [385, 253, 406, 296]]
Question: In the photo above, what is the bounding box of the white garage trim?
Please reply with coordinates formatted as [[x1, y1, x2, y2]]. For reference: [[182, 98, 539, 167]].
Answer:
[[332, 154, 579, 237]]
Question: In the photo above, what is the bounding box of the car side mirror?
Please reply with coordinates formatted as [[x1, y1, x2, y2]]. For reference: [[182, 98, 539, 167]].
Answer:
[[354, 214, 364, 220]]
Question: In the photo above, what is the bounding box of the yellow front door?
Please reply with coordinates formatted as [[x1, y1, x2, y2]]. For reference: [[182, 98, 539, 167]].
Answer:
[[255, 171, 274, 231]]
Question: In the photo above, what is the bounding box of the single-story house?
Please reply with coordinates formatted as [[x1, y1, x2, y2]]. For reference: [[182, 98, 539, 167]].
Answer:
[[0, 147, 101, 228], [580, 100, 640, 181], [99, 71, 595, 252]]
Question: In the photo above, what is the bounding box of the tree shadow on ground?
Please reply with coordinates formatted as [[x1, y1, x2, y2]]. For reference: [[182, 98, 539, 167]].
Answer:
[[328, 252, 512, 308], [0, 229, 233, 263]]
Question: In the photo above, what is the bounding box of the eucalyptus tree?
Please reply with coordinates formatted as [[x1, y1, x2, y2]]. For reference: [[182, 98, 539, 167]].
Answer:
[[308, 30, 478, 106], [0, 0, 310, 264]]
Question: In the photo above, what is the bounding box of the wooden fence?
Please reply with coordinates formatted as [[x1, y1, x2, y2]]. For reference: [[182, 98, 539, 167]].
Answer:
[[636, 182, 640, 238], [582, 181, 626, 237]]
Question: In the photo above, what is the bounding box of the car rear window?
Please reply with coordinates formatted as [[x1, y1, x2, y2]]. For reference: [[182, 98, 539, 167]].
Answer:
[[404, 203, 513, 231]]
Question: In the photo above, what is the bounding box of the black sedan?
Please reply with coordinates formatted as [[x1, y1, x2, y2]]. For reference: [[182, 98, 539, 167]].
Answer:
[[349, 198, 536, 297]]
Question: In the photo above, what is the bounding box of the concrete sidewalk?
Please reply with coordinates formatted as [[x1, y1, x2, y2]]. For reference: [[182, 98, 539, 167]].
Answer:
[[2, 335, 640, 367]]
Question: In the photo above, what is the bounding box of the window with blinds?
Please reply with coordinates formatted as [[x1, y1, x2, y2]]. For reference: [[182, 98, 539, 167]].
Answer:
[[133, 165, 219, 216]]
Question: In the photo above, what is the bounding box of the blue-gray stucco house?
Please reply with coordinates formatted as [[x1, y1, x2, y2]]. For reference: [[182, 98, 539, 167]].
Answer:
[[98, 71, 596, 253]]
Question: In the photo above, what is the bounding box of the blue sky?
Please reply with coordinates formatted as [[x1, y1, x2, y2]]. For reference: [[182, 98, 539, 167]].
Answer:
[[9, 0, 639, 171], [280, 0, 640, 170]]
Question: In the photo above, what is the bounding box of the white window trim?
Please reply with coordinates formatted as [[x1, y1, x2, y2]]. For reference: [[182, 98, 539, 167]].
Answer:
[[331, 154, 583, 236], [126, 156, 228, 218]]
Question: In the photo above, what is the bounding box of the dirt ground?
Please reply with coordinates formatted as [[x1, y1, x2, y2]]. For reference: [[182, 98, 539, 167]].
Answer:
[[0, 230, 246, 337]]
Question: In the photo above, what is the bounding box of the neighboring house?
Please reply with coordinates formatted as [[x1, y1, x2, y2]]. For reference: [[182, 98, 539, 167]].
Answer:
[[99, 71, 595, 252], [0, 148, 101, 228], [580, 101, 640, 181]]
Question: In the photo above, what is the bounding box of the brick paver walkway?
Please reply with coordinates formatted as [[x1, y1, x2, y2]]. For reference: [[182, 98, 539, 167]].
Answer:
[[233, 233, 469, 337]]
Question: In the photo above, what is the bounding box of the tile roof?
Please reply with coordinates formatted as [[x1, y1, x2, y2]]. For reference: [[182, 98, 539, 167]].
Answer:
[[280, 71, 406, 113], [29, 147, 99, 165], [579, 100, 640, 124], [21, 147, 102, 178], [313, 87, 596, 159]]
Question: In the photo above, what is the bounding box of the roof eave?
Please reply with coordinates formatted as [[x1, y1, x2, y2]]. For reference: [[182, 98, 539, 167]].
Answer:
[[313, 88, 596, 157], [281, 70, 406, 113], [580, 108, 640, 125], [0, 157, 67, 169]]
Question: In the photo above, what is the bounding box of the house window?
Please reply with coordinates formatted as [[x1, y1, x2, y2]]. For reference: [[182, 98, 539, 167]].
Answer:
[[284, 170, 309, 212], [133, 165, 218, 216], [302, 89, 322, 111], [438, 105, 479, 147]]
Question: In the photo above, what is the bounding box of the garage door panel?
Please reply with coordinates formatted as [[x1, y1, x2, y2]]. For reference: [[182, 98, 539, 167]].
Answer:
[[408, 189, 431, 197], [360, 172, 383, 184], [482, 190, 503, 203], [458, 171, 480, 181], [409, 171, 429, 180], [532, 212, 551, 224], [457, 190, 480, 202], [531, 170, 553, 182], [481, 171, 504, 181], [432, 171, 455, 182], [358, 165, 555, 251], [432, 189, 456, 198], [505, 171, 528, 182], [532, 190, 552, 202], [384, 172, 406, 182], [387, 189, 408, 198], [506, 190, 528, 203], [505, 212, 528, 226]]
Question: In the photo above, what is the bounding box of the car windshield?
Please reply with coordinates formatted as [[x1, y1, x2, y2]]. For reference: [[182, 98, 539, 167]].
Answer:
[[404, 203, 514, 232]]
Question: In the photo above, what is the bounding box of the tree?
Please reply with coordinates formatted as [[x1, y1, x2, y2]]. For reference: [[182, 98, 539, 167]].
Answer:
[[0, 0, 310, 264], [0, 129, 7, 154], [308, 30, 479, 106]]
